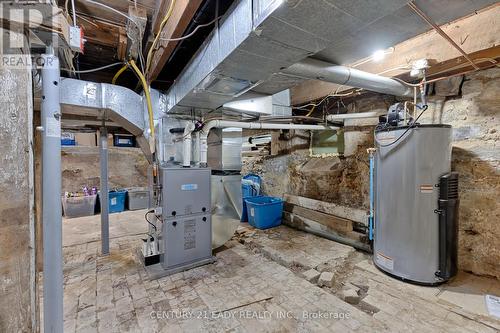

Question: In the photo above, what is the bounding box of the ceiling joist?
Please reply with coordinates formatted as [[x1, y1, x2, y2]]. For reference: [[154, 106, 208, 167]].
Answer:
[[147, 0, 204, 82], [291, 3, 500, 105]]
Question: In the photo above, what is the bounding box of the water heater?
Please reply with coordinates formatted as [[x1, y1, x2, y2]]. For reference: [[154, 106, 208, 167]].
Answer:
[[373, 123, 459, 285]]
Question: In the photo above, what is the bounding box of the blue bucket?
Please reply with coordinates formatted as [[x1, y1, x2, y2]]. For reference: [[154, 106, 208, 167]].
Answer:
[[244, 196, 283, 230], [241, 174, 262, 222], [109, 190, 127, 213]]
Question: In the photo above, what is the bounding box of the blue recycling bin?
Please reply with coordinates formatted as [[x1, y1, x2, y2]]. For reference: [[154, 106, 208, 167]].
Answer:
[[245, 196, 283, 230]]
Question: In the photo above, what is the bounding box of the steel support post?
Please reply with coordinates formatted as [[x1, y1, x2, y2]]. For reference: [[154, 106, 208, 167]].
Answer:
[[41, 53, 63, 333], [99, 127, 110, 255]]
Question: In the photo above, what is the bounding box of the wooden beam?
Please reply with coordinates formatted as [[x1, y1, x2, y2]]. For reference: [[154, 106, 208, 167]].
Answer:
[[147, 0, 203, 82], [284, 203, 354, 233], [0, 3, 71, 46], [75, 0, 155, 26], [284, 194, 367, 225], [283, 211, 369, 250], [291, 4, 500, 105], [151, 0, 172, 35], [78, 17, 125, 48]]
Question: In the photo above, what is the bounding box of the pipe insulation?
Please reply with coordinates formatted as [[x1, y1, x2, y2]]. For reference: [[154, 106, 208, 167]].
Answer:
[[182, 120, 340, 167], [283, 58, 414, 98]]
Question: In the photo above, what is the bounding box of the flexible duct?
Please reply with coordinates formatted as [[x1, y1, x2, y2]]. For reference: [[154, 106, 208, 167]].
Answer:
[[283, 58, 414, 98], [182, 120, 340, 167]]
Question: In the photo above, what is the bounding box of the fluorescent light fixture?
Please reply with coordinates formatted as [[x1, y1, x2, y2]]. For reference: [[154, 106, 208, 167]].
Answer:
[[372, 50, 386, 62]]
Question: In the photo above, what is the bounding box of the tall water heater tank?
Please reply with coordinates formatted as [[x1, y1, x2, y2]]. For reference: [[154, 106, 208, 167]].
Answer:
[[373, 124, 458, 285]]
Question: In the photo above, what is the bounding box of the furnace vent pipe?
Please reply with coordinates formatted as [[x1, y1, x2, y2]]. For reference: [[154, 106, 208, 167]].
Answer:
[[283, 58, 414, 98], [182, 120, 340, 167]]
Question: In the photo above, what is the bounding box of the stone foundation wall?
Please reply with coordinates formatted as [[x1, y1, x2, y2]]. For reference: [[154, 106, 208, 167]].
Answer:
[[242, 68, 500, 279], [61, 146, 149, 193], [0, 39, 35, 331]]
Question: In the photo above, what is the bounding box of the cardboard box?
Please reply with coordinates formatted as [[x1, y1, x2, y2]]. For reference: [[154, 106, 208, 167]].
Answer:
[[75, 132, 97, 146], [96, 132, 114, 147]]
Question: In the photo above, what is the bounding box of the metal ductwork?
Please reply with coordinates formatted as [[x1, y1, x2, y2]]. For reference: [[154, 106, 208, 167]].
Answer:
[[163, 0, 497, 114], [59, 78, 153, 161], [164, 0, 411, 113], [282, 58, 413, 97]]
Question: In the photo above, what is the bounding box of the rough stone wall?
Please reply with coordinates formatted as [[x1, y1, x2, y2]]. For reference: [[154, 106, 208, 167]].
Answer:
[[61, 146, 149, 193], [422, 68, 500, 279], [242, 68, 500, 279], [0, 38, 35, 330]]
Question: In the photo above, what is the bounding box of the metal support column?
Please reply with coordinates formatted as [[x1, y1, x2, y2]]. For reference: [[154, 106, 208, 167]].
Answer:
[[41, 53, 63, 333], [99, 126, 110, 255]]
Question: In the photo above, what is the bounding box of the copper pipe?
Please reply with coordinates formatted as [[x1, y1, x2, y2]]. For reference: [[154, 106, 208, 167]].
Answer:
[[408, 1, 480, 70]]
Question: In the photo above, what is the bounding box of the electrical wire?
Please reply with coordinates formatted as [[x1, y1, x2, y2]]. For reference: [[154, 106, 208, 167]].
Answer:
[[112, 63, 129, 84], [145, 210, 157, 231], [61, 62, 125, 73], [146, 0, 176, 74], [374, 104, 428, 148], [408, 2, 479, 70], [76, 14, 99, 28], [83, 0, 140, 28], [129, 59, 155, 141], [159, 16, 221, 42], [294, 90, 361, 110]]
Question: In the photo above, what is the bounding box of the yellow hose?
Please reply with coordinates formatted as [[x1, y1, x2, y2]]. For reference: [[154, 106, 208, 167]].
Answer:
[[305, 105, 316, 117], [146, 0, 176, 75], [112, 64, 129, 84], [129, 59, 155, 142]]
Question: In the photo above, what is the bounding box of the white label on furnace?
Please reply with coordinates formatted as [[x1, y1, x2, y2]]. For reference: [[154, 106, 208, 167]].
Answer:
[[376, 251, 394, 270], [181, 184, 198, 191], [46, 117, 60, 138]]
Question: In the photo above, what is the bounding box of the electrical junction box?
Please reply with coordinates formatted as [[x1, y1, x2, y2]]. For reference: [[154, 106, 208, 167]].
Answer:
[[69, 26, 84, 53]]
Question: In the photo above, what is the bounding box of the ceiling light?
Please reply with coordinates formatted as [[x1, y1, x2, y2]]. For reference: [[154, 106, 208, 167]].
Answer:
[[372, 50, 386, 62]]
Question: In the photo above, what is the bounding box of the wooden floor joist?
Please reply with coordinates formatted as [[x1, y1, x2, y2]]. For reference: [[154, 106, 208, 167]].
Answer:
[[147, 0, 204, 82]]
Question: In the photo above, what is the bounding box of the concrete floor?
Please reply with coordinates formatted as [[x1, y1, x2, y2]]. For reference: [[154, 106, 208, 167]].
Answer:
[[50, 211, 500, 332]]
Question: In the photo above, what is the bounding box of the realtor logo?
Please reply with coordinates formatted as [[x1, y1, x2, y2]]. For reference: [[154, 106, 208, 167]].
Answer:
[[0, 2, 61, 69]]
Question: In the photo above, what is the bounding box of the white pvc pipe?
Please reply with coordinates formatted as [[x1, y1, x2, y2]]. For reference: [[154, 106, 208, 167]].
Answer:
[[182, 120, 340, 167], [326, 111, 386, 121], [182, 121, 195, 167]]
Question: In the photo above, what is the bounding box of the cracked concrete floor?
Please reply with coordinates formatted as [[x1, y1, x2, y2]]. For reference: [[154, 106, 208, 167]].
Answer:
[[40, 211, 500, 332]]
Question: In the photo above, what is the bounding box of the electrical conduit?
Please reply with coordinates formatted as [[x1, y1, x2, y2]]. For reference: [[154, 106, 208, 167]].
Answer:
[[367, 148, 376, 241]]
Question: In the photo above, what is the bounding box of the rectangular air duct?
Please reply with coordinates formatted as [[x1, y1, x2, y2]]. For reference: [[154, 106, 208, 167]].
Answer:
[[165, 0, 497, 114]]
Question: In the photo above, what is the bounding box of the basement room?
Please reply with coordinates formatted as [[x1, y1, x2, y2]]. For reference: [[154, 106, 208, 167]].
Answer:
[[1, 0, 499, 332]]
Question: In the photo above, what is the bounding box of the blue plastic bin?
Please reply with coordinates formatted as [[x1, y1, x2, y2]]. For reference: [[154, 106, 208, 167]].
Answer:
[[245, 196, 283, 230], [241, 174, 262, 222], [242, 174, 261, 197], [242, 195, 262, 222], [61, 138, 76, 146], [109, 190, 127, 213]]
